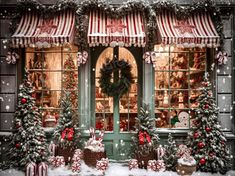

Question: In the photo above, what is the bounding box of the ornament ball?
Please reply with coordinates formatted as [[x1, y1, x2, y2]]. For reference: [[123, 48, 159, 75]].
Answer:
[[15, 143, 20, 148], [200, 158, 206, 165], [198, 142, 205, 148], [204, 104, 209, 109], [205, 127, 211, 132], [194, 132, 199, 138], [21, 98, 27, 104]]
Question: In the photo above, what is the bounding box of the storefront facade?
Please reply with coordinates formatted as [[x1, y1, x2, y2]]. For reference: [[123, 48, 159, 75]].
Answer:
[[0, 0, 235, 167]]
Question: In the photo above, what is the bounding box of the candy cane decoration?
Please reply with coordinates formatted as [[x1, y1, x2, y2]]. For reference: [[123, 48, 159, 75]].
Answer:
[[38, 162, 48, 176], [156, 145, 165, 160], [89, 127, 96, 140], [98, 130, 105, 142], [129, 159, 138, 170], [26, 162, 37, 176], [48, 142, 56, 156]]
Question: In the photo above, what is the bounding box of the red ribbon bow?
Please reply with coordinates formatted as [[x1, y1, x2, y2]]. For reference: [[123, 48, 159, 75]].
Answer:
[[61, 128, 74, 141], [138, 131, 151, 145]]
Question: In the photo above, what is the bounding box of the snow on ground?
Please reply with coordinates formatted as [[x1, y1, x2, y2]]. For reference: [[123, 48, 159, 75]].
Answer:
[[1, 162, 235, 176]]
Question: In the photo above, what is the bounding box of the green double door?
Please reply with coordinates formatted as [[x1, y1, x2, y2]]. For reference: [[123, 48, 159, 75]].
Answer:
[[91, 46, 143, 160]]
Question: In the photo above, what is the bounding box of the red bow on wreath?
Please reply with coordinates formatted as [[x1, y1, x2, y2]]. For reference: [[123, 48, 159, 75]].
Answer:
[[138, 131, 151, 145], [61, 128, 74, 141]]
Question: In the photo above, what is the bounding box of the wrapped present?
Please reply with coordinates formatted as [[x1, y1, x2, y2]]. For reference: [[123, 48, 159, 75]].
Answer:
[[147, 160, 157, 171], [56, 156, 65, 167], [128, 159, 138, 170], [48, 142, 56, 156], [74, 149, 83, 159], [38, 162, 48, 176], [71, 161, 81, 173], [156, 160, 166, 172], [48, 156, 57, 167], [26, 162, 37, 176]]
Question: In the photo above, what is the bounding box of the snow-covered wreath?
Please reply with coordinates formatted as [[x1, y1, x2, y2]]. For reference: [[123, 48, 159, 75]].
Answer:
[[98, 58, 134, 98]]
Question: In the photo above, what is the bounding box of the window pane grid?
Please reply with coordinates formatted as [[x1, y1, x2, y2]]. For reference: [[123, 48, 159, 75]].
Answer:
[[26, 46, 78, 128], [154, 46, 206, 129]]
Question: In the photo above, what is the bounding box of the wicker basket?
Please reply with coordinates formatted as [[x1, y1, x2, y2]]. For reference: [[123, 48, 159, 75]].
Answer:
[[56, 147, 74, 164], [83, 148, 106, 167], [176, 163, 196, 176], [136, 152, 155, 169]]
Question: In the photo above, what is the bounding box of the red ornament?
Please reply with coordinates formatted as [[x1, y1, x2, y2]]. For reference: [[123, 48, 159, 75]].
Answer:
[[193, 132, 199, 139], [15, 123, 21, 129], [204, 104, 209, 109], [220, 141, 225, 145], [205, 127, 211, 132], [199, 158, 206, 165], [21, 98, 27, 104], [15, 143, 20, 148], [198, 142, 205, 149]]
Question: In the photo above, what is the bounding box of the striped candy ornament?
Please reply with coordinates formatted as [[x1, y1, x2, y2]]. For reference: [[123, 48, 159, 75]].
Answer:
[[38, 162, 48, 176], [25, 162, 37, 176]]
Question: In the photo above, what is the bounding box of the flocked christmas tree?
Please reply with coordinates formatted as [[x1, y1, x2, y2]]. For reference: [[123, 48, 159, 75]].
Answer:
[[53, 92, 80, 149], [132, 103, 160, 168], [163, 133, 177, 171], [187, 72, 231, 174], [8, 71, 48, 170], [62, 53, 78, 109]]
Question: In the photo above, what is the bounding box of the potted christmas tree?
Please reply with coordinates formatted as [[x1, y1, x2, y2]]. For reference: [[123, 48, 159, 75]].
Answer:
[[132, 103, 160, 168], [53, 92, 81, 164]]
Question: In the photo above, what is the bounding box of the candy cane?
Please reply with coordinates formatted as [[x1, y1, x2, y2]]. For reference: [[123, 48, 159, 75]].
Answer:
[[98, 130, 105, 142], [48, 142, 56, 156], [38, 162, 48, 176], [157, 145, 165, 160], [89, 127, 95, 140], [26, 162, 37, 176]]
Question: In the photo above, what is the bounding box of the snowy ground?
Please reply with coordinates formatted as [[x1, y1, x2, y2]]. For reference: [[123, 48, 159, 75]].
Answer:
[[0, 162, 235, 176]]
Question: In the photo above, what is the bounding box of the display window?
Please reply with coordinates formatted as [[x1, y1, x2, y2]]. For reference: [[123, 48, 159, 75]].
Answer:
[[153, 45, 206, 128], [25, 46, 79, 128]]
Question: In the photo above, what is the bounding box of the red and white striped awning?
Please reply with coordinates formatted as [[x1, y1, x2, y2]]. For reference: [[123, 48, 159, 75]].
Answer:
[[88, 11, 146, 47], [156, 12, 220, 48], [12, 11, 75, 48]]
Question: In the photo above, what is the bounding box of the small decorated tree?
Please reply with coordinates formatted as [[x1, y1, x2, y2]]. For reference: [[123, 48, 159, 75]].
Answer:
[[9, 71, 48, 170], [53, 92, 80, 150], [62, 53, 78, 109], [163, 133, 177, 171], [132, 103, 160, 168], [187, 72, 231, 174]]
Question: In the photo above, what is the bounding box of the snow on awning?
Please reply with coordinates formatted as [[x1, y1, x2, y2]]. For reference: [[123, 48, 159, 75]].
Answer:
[[156, 11, 220, 48], [12, 10, 75, 48], [88, 11, 146, 47]]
